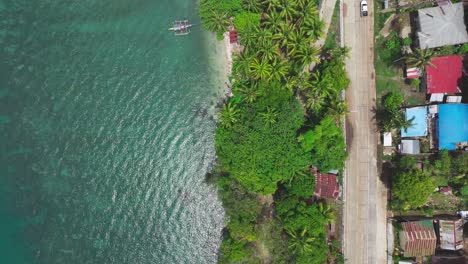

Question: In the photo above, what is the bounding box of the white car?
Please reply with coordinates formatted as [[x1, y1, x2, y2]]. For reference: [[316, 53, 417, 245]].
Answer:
[[361, 0, 368, 16]]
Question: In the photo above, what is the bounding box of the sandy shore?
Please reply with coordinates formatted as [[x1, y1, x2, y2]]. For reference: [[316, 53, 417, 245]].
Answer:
[[221, 32, 233, 77], [204, 32, 233, 97]]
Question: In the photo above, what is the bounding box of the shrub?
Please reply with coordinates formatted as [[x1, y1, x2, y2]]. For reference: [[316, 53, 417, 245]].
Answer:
[[392, 170, 435, 210], [403, 37, 412, 46], [233, 12, 261, 35], [410, 78, 420, 88]]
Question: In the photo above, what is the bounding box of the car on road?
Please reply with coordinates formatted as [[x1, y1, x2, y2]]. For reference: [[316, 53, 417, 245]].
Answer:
[[360, 0, 368, 16]]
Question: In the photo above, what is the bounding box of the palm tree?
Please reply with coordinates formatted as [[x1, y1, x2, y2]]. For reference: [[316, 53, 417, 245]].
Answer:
[[264, 11, 283, 33], [327, 99, 349, 119], [294, 45, 321, 69], [241, 0, 262, 13], [284, 75, 299, 92], [287, 228, 315, 254], [259, 107, 279, 125], [237, 83, 261, 103], [278, 0, 298, 22], [287, 30, 308, 57], [254, 27, 273, 46], [269, 59, 289, 81], [305, 91, 325, 113], [273, 22, 295, 50], [259, 39, 281, 62], [296, 0, 319, 26], [405, 48, 435, 72], [318, 202, 335, 223], [264, 0, 281, 11], [395, 113, 414, 133], [219, 102, 240, 128], [330, 46, 351, 59], [296, 72, 312, 91], [201, 10, 229, 33], [310, 72, 338, 99], [232, 53, 253, 79], [303, 17, 325, 41], [249, 58, 273, 80], [239, 27, 258, 48]]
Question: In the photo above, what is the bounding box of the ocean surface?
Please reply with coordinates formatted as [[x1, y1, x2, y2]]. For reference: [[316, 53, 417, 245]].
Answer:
[[0, 0, 225, 263]]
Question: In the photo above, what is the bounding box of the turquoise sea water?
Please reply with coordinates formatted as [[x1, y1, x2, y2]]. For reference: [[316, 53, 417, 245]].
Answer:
[[0, 0, 225, 263]]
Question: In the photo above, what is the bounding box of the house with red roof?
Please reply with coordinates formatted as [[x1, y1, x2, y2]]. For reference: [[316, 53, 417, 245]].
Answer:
[[426, 56, 463, 101], [312, 167, 341, 199], [229, 29, 238, 44]]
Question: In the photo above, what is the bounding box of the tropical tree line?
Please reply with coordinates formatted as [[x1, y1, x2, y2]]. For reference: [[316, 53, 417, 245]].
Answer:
[[199, 0, 349, 263]]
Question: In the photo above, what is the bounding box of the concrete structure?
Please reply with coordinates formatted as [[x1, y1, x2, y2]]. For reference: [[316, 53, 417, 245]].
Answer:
[[343, 0, 388, 262], [399, 220, 437, 257], [401, 106, 428, 138], [438, 219, 464, 251], [400, 139, 420, 154], [416, 2, 468, 49]]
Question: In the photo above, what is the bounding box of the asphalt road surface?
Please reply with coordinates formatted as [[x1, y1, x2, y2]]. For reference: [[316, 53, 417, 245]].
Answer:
[[342, 1, 388, 263]]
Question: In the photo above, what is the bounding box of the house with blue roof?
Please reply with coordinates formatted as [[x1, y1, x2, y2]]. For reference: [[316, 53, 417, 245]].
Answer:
[[436, 104, 468, 150], [401, 106, 428, 138]]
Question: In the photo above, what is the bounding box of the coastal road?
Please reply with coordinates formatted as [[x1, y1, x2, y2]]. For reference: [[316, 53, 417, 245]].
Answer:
[[342, 1, 388, 264]]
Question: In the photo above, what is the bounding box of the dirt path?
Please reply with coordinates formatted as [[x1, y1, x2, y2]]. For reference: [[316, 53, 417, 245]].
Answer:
[[254, 194, 274, 263]]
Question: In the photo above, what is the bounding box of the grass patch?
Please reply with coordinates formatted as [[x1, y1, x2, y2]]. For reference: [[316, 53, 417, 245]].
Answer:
[[432, 176, 448, 187], [426, 193, 461, 211], [376, 77, 401, 97], [323, 0, 341, 50], [373, 10, 426, 105]]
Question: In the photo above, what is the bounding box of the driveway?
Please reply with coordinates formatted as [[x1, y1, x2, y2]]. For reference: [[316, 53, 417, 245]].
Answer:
[[342, 1, 388, 263]]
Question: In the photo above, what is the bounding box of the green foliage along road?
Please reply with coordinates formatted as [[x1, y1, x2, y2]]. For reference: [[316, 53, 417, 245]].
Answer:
[[199, 0, 349, 263]]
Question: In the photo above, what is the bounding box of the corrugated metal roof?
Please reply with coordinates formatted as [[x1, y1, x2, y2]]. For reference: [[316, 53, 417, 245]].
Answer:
[[437, 104, 468, 150], [401, 139, 420, 154], [417, 2, 468, 49], [401, 106, 428, 138], [312, 167, 340, 199], [426, 56, 463, 94], [446, 96, 462, 103], [399, 220, 437, 257]]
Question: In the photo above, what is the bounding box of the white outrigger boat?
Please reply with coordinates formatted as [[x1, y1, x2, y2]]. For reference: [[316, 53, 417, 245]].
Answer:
[[168, 20, 193, 36]]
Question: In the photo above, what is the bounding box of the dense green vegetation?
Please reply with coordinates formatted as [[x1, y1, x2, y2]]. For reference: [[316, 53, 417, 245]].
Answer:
[[376, 92, 413, 132], [199, 0, 349, 262], [391, 152, 468, 210]]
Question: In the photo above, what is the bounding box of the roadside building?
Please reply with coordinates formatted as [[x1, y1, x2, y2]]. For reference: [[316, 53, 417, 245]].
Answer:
[[401, 106, 428, 138], [312, 167, 341, 199], [399, 220, 437, 257], [400, 139, 420, 154], [426, 56, 464, 102], [436, 104, 468, 150], [437, 219, 464, 251], [416, 2, 468, 49]]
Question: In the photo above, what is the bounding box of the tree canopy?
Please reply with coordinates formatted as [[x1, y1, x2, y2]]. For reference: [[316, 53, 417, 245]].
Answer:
[[216, 87, 310, 194], [392, 169, 435, 210], [299, 116, 347, 172]]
